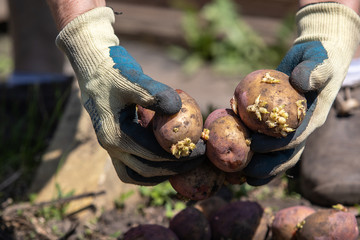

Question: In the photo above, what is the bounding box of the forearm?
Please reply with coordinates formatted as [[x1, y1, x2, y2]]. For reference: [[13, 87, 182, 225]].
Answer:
[[299, 0, 359, 13], [46, 0, 106, 30]]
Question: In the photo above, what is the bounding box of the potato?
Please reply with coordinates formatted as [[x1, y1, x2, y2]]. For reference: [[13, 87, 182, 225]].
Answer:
[[194, 196, 228, 221], [224, 171, 247, 185], [169, 160, 225, 201], [271, 205, 316, 240], [295, 208, 359, 240], [204, 108, 252, 172], [123, 224, 179, 240], [152, 89, 203, 158], [169, 207, 211, 240], [210, 200, 264, 240], [231, 69, 307, 138], [254, 209, 273, 240], [137, 105, 155, 128]]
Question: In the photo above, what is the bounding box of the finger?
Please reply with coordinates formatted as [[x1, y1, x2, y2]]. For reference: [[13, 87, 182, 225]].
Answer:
[[243, 143, 305, 179], [246, 176, 275, 187], [111, 158, 168, 186], [277, 41, 330, 92], [109, 46, 181, 115], [111, 153, 206, 178], [119, 105, 206, 160]]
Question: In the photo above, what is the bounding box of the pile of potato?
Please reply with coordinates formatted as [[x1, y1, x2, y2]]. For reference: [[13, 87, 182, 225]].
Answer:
[[123, 198, 267, 240], [122, 197, 359, 240], [132, 69, 359, 239], [137, 69, 307, 201], [271, 204, 359, 240]]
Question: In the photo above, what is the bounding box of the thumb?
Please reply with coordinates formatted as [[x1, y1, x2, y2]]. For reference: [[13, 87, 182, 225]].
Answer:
[[109, 46, 181, 115], [277, 41, 331, 93]]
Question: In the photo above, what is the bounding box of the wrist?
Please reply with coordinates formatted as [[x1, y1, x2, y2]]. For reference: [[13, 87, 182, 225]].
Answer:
[[299, 0, 359, 14], [46, 0, 106, 30], [56, 7, 119, 81], [295, 3, 360, 48]]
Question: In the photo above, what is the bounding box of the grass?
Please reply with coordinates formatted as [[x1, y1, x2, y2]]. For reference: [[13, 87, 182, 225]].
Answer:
[[139, 181, 187, 218], [0, 82, 70, 202]]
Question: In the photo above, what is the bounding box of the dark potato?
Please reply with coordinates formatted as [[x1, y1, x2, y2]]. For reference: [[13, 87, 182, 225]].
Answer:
[[271, 205, 316, 240], [194, 196, 228, 221], [204, 108, 252, 172], [295, 208, 359, 240], [210, 200, 264, 240], [231, 69, 307, 138], [123, 224, 179, 240], [169, 160, 225, 201], [169, 207, 211, 240], [152, 89, 203, 158]]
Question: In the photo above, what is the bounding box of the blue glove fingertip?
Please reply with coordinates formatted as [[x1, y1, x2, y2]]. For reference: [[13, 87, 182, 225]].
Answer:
[[276, 41, 328, 92], [109, 46, 181, 115]]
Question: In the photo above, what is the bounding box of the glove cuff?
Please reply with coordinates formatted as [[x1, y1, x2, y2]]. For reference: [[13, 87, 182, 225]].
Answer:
[[56, 7, 119, 81], [295, 2, 360, 51]]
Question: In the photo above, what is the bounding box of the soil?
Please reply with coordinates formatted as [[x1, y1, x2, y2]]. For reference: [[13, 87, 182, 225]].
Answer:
[[3, 173, 359, 240], [0, 177, 295, 239]]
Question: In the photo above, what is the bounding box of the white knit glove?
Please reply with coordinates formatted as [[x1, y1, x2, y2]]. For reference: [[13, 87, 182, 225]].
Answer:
[[56, 7, 205, 185], [244, 3, 360, 185]]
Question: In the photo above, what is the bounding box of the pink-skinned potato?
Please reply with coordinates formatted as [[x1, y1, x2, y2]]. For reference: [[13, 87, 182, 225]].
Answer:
[[295, 208, 359, 240], [271, 205, 316, 240], [169, 160, 225, 201], [123, 224, 179, 240], [136, 105, 155, 129], [204, 108, 252, 172], [231, 69, 307, 138], [169, 207, 211, 240], [152, 89, 203, 158]]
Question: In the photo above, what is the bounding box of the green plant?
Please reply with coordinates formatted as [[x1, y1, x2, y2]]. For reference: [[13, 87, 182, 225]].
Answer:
[[109, 230, 122, 239], [169, 0, 295, 75], [139, 181, 186, 218], [229, 183, 254, 199], [0, 55, 13, 78], [0, 82, 70, 202], [114, 190, 135, 209], [35, 183, 75, 221]]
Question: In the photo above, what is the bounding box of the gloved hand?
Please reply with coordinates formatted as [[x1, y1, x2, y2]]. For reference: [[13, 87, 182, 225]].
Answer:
[[243, 2, 360, 186], [56, 7, 205, 186]]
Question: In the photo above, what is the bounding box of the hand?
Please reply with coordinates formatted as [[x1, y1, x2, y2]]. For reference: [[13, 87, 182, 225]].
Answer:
[[56, 7, 205, 185], [243, 2, 360, 185]]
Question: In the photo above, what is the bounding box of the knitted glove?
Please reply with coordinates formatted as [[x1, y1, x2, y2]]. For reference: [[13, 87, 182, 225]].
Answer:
[[56, 7, 205, 185], [244, 3, 360, 185]]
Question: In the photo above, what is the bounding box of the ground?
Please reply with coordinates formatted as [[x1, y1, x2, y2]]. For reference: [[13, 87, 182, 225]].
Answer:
[[0, 175, 313, 239]]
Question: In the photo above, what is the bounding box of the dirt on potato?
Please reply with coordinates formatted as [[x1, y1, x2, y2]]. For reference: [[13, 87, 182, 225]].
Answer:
[[271, 205, 316, 240], [152, 89, 203, 158], [204, 108, 252, 172], [231, 69, 307, 138], [295, 208, 359, 240], [169, 160, 225, 201]]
